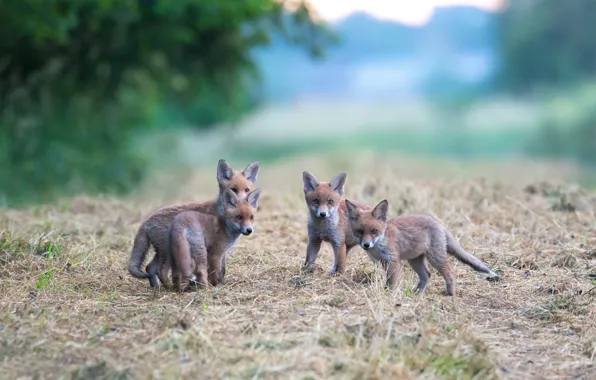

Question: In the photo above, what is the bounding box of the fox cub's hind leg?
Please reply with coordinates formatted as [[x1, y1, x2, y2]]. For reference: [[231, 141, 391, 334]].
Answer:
[[183, 239, 208, 291], [170, 228, 200, 293], [408, 256, 431, 293], [169, 249, 188, 293], [171, 263, 183, 293], [425, 252, 456, 296], [193, 266, 209, 290]]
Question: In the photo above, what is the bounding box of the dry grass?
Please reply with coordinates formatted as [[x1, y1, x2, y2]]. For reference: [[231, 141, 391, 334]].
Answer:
[[1, 152, 595, 380]]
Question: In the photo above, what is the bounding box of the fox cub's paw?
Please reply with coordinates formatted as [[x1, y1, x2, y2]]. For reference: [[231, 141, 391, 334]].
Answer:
[[486, 270, 504, 282], [301, 264, 315, 274]]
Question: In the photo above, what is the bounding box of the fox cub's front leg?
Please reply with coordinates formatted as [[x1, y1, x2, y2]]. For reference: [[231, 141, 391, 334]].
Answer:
[[383, 259, 403, 290], [303, 236, 322, 272], [328, 242, 347, 276], [220, 255, 227, 285], [208, 254, 225, 286]]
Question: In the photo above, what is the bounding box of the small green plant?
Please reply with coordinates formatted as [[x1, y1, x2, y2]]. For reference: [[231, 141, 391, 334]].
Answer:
[[211, 286, 223, 297], [98, 322, 109, 336], [36, 268, 55, 290], [432, 352, 477, 376], [443, 322, 459, 334], [42, 241, 64, 259], [509, 237, 517, 250], [430, 304, 438, 323], [39, 308, 47, 332]]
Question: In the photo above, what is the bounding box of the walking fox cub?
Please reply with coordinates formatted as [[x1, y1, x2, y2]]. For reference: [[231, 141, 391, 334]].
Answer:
[[168, 187, 261, 292], [302, 171, 371, 275], [345, 199, 501, 296], [128, 159, 260, 288]]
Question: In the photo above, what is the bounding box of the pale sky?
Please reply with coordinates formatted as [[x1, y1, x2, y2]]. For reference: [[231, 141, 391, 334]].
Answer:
[[308, 0, 505, 25]]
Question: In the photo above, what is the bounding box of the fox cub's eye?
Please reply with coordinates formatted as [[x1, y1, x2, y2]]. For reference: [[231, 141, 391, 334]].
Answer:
[[313, 199, 320, 205], [250, 215, 254, 221], [327, 199, 334, 205], [245, 188, 250, 193], [235, 215, 243, 221], [371, 229, 378, 235], [357, 229, 364, 235], [231, 188, 238, 193]]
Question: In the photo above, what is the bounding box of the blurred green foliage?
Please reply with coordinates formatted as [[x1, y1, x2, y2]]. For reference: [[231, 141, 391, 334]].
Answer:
[[500, 0, 596, 166], [528, 84, 596, 166], [500, 0, 596, 92], [0, 0, 335, 206]]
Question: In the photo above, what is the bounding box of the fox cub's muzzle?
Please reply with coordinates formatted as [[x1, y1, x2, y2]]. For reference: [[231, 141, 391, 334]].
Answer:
[[360, 235, 375, 250], [316, 209, 328, 218], [314, 205, 334, 219]]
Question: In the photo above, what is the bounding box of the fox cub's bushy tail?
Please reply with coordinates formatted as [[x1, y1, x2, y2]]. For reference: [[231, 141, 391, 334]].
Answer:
[[128, 227, 152, 279], [445, 231, 499, 277]]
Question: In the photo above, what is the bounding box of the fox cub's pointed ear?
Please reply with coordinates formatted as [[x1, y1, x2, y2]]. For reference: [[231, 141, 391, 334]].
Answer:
[[303, 171, 319, 193], [223, 188, 238, 207], [345, 199, 359, 220], [247, 188, 261, 209], [217, 159, 234, 182], [330, 172, 347, 195], [372, 200, 389, 222], [242, 161, 260, 183]]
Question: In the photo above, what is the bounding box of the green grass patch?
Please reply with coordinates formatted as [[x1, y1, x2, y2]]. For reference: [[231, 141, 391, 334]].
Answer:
[[0, 231, 65, 265], [226, 128, 535, 164]]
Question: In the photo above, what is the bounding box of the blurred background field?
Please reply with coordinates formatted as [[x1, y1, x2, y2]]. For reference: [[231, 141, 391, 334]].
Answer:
[[1, 0, 596, 205]]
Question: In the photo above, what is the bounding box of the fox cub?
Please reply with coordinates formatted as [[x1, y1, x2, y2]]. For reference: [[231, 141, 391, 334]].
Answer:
[[302, 171, 371, 275], [345, 198, 501, 296], [128, 159, 260, 288], [168, 188, 261, 292]]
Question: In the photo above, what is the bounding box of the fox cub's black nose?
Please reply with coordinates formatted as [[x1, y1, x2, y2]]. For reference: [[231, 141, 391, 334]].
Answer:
[[363, 242, 371, 248], [245, 228, 253, 235], [319, 212, 327, 217]]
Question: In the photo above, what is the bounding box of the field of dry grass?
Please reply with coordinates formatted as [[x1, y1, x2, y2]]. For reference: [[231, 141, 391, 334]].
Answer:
[[1, 152, 595, 380]]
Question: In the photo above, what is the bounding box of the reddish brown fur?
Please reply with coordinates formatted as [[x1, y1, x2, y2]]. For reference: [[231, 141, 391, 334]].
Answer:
[[128, 159, 259, 288], [346, 199, 500, 296], [168, 188, 261, 292], [302, 171, 372, 275]]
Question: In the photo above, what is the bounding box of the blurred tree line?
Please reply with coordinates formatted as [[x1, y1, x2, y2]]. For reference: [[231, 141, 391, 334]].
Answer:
[[500, 0, 596, 166], [0, 0, 334, 206]]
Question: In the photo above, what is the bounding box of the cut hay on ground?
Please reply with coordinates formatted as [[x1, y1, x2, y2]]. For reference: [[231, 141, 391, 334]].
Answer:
[[1, 153, 595, 379]]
